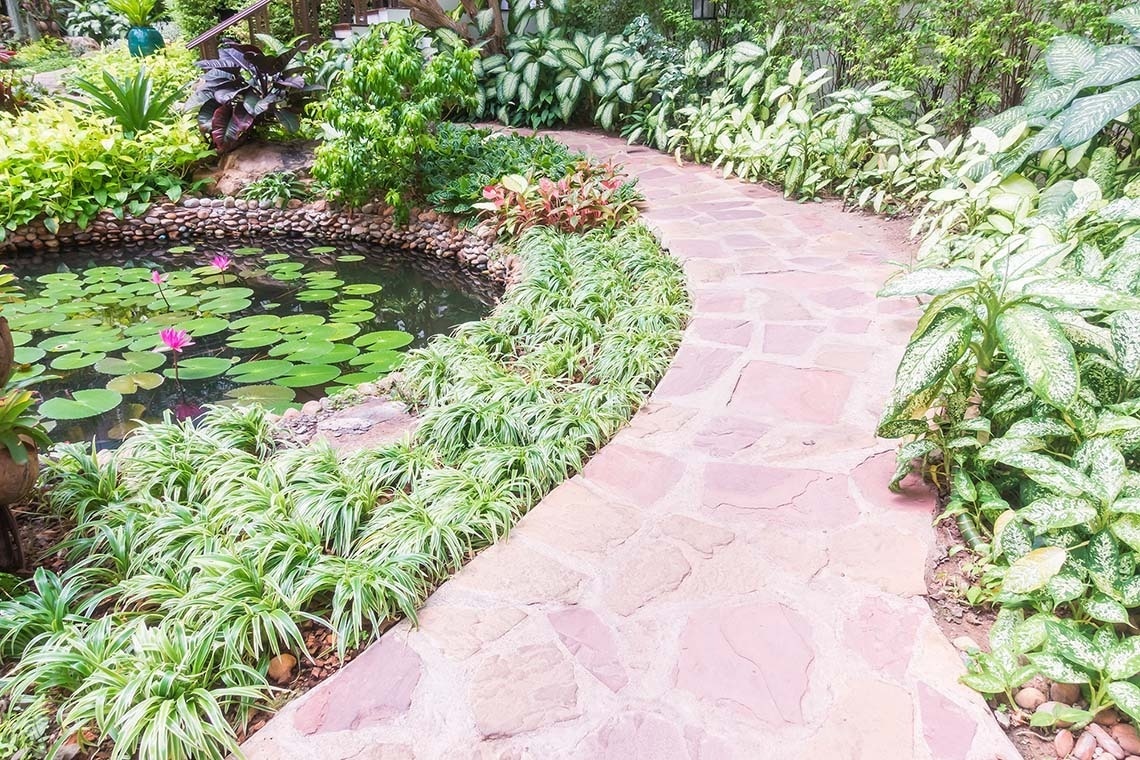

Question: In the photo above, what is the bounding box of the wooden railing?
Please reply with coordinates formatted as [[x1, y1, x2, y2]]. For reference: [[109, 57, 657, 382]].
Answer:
[[186, 0, 318, 58]]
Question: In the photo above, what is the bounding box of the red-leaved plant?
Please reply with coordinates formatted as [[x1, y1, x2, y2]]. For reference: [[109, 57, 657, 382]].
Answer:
[[475, 160, 641, 237]]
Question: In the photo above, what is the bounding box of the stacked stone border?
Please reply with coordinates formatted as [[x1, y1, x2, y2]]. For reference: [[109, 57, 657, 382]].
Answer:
[[0, 198, 514, 287]]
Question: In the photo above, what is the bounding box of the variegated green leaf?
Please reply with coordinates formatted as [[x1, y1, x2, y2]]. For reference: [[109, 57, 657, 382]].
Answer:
[[1045, 35, 1098, 84], [1005, 417, 1074, 439], [1112, 497, 1140, 514], [1109, 681, 1140, 724], [1020, 496, 1098, 530], [995, 510, 1032, 560], [1111, 310, 1140, 380], [989, 451, 1101, 497], [878, 267, 980, 298], [1045, 620, 1104, 671], [960, 669, 1007, 694], [1087, 530, 1122, 596], [1054, 310, 1117, 357], [1087, 593, 1130, 624], [1084, 45, 1140, 88], [1029, 651, 1091, 683], [977, 435, 1046, 462], [1107, 637, 1140, 680], [1047, 572, 1087, 605], [990, 607, 1024, 673], [877, 307, 973, 436], [1013, 613, 1050, 653], [1023, 278, 1140, 311], [1004, 546, 1068, 594], [1112, 514, 1140, 552], [1057, 81, 1140, 148], [996, 304, 1080, 410], [1121, 575, 1140, 606], [1074, 438, 1126, 503]]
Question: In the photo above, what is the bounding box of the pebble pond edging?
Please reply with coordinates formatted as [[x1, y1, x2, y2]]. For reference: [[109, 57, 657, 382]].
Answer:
[[0, 197, 515, 288]]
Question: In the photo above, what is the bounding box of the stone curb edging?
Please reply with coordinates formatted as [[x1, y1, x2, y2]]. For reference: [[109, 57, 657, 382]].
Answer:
[[0, 198, 515, 287], [238, 131, 1022, 760]]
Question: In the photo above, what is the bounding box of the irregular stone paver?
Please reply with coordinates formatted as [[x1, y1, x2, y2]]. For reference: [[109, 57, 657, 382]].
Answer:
[[243, 132, 1018, 759]]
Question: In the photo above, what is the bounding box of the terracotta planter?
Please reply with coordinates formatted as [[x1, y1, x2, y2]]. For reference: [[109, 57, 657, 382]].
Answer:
[[0, 440, 38, 505]]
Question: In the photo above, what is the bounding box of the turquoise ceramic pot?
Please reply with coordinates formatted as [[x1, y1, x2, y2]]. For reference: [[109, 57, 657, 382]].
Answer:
[[127, 25, 165, 57]]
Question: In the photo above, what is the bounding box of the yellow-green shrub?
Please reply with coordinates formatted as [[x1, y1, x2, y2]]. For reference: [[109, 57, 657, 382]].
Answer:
[[67, 43, 199, 100], [0, 105, 210, 237]]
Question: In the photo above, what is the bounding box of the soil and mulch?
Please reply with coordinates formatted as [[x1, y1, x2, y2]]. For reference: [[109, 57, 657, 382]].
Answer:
[[927, 516, 1140, 760]]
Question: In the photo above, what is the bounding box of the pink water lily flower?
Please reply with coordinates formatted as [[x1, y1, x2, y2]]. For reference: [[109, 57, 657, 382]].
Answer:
[[210, 255, 233, 271], [156, 328, 194, 354], [150, 271, 167, 284]]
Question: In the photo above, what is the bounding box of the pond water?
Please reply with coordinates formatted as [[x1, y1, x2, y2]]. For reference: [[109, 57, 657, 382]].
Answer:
[[2, 239, 494, 447]]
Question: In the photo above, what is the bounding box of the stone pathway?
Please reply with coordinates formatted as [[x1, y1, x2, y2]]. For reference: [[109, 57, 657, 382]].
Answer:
[[243, 131, 1020, 760]]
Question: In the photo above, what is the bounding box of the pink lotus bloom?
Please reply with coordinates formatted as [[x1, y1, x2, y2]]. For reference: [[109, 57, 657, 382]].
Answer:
[[150, 271, 167, 284], [210, 255, 233, 271], [156, 328, 194, 354]]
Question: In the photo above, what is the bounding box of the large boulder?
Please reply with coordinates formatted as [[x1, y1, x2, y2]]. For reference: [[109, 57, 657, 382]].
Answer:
[[197, 140, 318, 197]]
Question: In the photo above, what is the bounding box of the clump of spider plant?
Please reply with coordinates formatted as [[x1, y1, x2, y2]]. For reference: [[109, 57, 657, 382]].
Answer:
[[0, 223, 687, 760]]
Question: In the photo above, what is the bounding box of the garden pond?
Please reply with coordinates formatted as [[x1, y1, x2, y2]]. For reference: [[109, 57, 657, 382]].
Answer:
[[1, 240, 493, 447]]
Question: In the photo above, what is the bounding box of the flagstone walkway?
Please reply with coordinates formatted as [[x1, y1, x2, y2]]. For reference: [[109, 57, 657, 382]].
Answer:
[[243, 131, 1020, 760]]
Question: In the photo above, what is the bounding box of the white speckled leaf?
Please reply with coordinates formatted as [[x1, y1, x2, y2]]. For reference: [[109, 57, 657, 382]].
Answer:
[[1024, 277, 1140, 311], [1108, 637, 1140, 680], [1004, 546, 1068, 594], [1113, 514, 1140, 552], [1074, 437, 1126, 503], [990, 451, 1101, 498], [1045, 619, 1104, 671], [1029, 652, 1091, 683], [1087, 593, 1130, 624], [1020, 496, 1098, 530], [877, 306, 973, 435], [996, 304, 1080, 410], [1111, 310, 1140, 380], [1109, 681, 1140, 724], [878, 267, 979, 298]]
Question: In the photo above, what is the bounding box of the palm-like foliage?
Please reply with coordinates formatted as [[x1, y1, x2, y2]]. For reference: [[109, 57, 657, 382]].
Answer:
[[67, 68, 183, 138]]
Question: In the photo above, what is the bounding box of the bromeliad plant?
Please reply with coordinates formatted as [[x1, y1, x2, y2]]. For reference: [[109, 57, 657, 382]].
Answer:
[[190, 41, 319, 153], [66, 68, 185, 138]]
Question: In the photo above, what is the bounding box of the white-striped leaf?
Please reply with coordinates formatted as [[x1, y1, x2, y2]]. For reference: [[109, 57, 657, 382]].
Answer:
[[1020, 496, 1097, 530], [1003, 546, 1068, 594], [1083, 45, 1140, 88], [1045, 35, 1098, 84], [996, 304, 1080, 410], [1108, 4, 1140, 39], [990, 451, 1100, 497], [1057, 81, 1140, 148]]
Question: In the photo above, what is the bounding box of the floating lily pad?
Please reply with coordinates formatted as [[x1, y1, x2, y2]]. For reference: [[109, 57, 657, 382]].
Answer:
[[9, 331, 31, 347], [342, 284, 383, 295], [262, 253, 290, 262], [168, 245, 197, 253], [308, 323, 360, 341], [274, 364, 341, 387], [227, 360, 295, 383], [333, 299, 374, 311], [94, 352, 166, 375], [308, 246, 337, 254], [13, 347, 45, 364], [40, 389, 123, 420], [183, 317, 230, 337], [311, 343, 359, 364], [164, 357, 234, 380], [226, 384, 296, 402], [330, 310, 376, 323], [273, 341, 336, 362], [296, 289, 338, 302], [277, 314, 326, 332], [51, 352, 106, 370], [230, 314, 281, 331], [227, 331, 283, 349], [337, 255, 365, 262], [354, 331, 415, 350], [106, 372, 164, 394]]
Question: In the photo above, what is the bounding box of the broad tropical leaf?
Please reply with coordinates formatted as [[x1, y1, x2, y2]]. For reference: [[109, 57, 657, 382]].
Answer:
[[1056, 81, 1140, 148], [1046, 35, 1099, 84], [1003, 546, 1068, 594], [995, 304, 1080, 410]]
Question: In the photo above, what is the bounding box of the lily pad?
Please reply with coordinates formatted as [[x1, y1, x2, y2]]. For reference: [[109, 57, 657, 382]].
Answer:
[[274, 364, 342, 387], [227, 360, 295, 383], [40, 389, 123, 420], [226, 384, 296, 403], [51, 352, 107, 370], [183, 317, 230, 337], [94, 352, 166, 375], [342, 284, 383, 295], [337, 369, 385, 385], [13, 347, 45, 364], [308, 246, 337, 254], [164, 357, 234, 380], [227, 331, 283, 349], [308, 323, 360, 341], [333, 299, 374, 311], [330, 310, 376, 323], [296, 289, 338, 302], [354, 331, 414, 350], [277, 314, 326, 332], [8, 331, 31, 347], [106, 372, 164, 394], [337, 255, 365, 262]]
